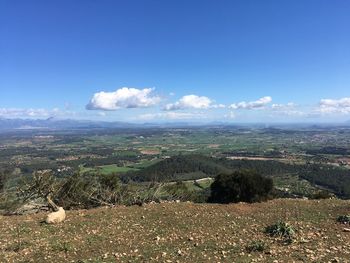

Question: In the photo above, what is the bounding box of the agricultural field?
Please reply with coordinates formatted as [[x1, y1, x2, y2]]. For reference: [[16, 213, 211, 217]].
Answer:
[[1, 125, 350, 199]]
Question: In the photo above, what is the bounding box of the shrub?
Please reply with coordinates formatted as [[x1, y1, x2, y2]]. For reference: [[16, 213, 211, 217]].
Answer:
[[311, 190, 334, 199], [265, 221, 295, 239], [56, 172, 130, 208], [55, 173, 100, 209], [0, 171, 7, 193], [162, 181, 197, 201], [337, 215, 350, 224], [245, 240, 268, 253], [98, 173, 121, 191], [14, 170, 166, 210], [208, 170, 273, 203]]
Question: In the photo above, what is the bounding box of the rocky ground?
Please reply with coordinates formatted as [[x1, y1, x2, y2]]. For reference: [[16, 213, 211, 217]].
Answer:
[[0, 199, 350, 263]]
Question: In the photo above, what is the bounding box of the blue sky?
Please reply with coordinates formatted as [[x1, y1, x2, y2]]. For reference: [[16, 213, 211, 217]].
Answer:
[[0, 0, 350, 122]]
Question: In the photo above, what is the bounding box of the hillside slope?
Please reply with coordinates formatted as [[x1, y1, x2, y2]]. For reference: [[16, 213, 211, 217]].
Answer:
[[1, 199, 350, 262], [124, 155, 350, 198], [124, 155, 230, 182]]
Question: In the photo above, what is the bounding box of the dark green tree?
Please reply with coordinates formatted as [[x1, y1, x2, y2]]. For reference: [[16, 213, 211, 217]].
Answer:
[[209, 170, 273, 203]]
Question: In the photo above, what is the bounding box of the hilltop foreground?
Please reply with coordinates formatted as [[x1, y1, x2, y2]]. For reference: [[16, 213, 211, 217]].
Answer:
[[1, 199, 350, 263]]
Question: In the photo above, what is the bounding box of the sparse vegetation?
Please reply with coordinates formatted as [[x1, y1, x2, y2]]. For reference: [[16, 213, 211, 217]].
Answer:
[[337, 215, 350, 224], [1, 199, 349, 262], [245, 240, 268, 253], [265, 221, 295, 240]]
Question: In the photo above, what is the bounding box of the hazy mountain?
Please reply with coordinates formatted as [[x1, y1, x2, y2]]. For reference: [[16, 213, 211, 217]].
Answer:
[[1, 118, 350, 131], [0, 118, 138, 130]]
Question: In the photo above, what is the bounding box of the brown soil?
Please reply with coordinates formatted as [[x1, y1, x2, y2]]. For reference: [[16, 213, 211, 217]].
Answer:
[[1, 199, 349, 263]]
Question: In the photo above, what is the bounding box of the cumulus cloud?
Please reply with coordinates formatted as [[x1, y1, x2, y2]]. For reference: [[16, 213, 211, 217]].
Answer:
[[229, 96, 272, 110], [163, 94, 220, 111], [137, 111, 206, 120], [86, 87, 161, 111], [318, 97, 350, 114]]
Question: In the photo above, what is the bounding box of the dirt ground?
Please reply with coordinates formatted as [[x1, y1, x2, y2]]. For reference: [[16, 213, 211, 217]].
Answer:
[[1, 199, 350, 263]]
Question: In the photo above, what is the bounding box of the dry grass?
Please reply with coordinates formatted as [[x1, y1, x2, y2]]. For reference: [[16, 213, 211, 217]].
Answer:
[[1, 199, 350, 262]]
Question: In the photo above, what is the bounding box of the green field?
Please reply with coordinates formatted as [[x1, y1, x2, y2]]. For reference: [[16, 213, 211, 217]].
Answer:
[[98, 164, 139, 174], [80, 164, 139, 175]]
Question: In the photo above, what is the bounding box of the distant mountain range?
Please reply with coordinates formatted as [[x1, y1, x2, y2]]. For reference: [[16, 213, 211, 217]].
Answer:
[[0, 117, 140, 130], [0, 117, 350, 131], [0, 117, 214, 130]]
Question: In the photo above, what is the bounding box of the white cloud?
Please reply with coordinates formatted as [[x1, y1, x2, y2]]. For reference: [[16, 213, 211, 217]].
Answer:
[[0, 108, 78, 119], [0, 108, 51, 118], [137, 112, 206, 121], [229, 96, 272, 110], [163, 94, 217, 111], [211, 104, 226, 109], [86, 87, 161, 111], [318, 97, 350, 114], [271, 102, 296, 110], [270, 102, 304, 116]]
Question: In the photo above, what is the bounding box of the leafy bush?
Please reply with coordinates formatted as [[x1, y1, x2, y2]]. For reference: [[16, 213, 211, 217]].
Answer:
[[265, 221, 295, 239], [208, 170, 273, 203], [245, 240, 268, 253], [337, 215, 350, 224]]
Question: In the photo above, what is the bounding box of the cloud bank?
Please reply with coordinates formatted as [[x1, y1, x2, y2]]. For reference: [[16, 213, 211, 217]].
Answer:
[[318, 97, 350, 114], [163, 95, 214, 111], [271, 102, 304, 116], [229, 96, 272, 110], [163, 95, 224, 111], [86, 87, 161, 111], [0, 108, 59, 118]]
